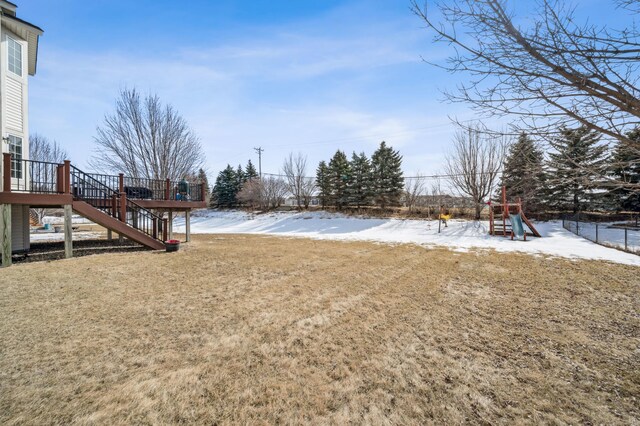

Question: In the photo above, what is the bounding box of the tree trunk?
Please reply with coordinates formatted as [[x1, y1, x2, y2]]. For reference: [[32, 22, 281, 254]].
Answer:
[[475, 202, 482, 220]]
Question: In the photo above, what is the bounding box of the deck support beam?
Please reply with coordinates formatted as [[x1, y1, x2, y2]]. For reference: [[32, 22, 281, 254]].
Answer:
[[185, 210, 191, 242], [1, 204, 11, 267], [168, 210, 173, 240], [64, 204, 73, 259]]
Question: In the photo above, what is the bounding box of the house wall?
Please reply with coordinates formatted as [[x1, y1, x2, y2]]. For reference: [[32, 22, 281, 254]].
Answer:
[[10, 204, 28, 252], [2, 27, 29, 160], [1, 25, 32, 253]]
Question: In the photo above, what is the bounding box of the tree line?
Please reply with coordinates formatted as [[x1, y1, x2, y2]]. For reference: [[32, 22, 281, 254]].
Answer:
[[211, 141, 405, 210], [498, 126, 640, 215], [211, 126, 639, 217]]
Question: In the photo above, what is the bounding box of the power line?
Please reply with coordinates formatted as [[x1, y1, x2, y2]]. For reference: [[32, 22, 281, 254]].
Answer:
[[261, 170, 500, 181]]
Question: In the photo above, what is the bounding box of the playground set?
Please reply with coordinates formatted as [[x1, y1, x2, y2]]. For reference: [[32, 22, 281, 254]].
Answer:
[[488, 186, 541, 240]]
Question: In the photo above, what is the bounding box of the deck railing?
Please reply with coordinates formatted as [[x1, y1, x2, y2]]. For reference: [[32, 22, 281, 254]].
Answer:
[[2, 153, 205, 203], [70, 165, 167, 242], [3, 158, 63, 194]]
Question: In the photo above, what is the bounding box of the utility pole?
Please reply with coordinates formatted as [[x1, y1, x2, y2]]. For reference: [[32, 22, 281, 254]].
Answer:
[[254, 147, 264, 178]]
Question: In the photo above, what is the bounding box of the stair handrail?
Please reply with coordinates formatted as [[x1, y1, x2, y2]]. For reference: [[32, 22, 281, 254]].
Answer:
[[70, 165, 166, 242]]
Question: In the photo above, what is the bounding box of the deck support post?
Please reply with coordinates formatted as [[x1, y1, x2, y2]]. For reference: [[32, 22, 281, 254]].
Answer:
[[3, 153, 11, 193], [152, 217, 158, 239], [185, 210, 191, 242], [64, 204, 73, 259], [107, 229, 112, 241], [63, 160, 71, 194], [162, 218, 168, 242], [168, 210, 173, 240], [0, 204, 11, 267]]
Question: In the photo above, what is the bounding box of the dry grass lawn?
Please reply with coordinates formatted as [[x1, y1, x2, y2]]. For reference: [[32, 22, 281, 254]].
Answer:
[[1, 234, 639, 424]]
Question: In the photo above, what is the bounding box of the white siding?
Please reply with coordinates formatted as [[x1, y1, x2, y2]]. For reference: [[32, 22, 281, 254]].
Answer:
[[5, 76, 22, 132], [11, 204, 28, 252]]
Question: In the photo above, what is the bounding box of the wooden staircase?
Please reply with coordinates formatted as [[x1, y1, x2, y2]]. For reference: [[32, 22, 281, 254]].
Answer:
[[29, 209, 40, 226], [69, 166, 167, 250]]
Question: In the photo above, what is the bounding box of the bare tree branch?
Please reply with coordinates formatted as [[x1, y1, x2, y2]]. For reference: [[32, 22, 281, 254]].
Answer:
[[90, 88, 204, 181]]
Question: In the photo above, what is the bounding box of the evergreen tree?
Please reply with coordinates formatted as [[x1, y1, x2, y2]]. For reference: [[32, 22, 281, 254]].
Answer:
[[370, 141, 404, 208], [212, 165, 238, 208], [328, 150, 351, 210], [236, 164, 246, 184], [546, 126, 607, 212], [245, 159, 259, 181], [234, 164, 246, 206], [608, 128, 640, 211], [348, 152, 373, 208], [499, 132, 545, 213], [316, 160, 331, 209]]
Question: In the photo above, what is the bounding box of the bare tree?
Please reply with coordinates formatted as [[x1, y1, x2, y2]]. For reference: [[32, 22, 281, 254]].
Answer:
[[300, 177, 316, 209], [29, 134, 69, 224], [445, 126, 505, 219], [264, 176, 288, 209], [412, 0, 640, 190], [237, 176, 287, 211], [405, 174, 426, 213], [282, 153, 313, 209], [90, 88, 204, 181], [237, 179, 262, 210]]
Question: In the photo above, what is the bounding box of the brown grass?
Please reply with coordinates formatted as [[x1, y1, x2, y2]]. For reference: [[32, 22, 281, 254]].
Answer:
[[0, 235, 638, 424]]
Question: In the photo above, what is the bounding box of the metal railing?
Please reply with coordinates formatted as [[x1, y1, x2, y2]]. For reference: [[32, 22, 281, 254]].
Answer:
[[9, 159, 62, 193], [84, 172, 203, 202], [124, 176, 167, 200], [124, 197, 166, 240], [171, 181, 203, 202], [70, 166, 166, 242], [81, 172, 121, 196], [2, 153, 203, 204], [563, 214, 640, 255]]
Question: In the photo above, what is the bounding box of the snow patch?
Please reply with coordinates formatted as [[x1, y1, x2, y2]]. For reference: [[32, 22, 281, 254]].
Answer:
[[173, 210, 640, 266]]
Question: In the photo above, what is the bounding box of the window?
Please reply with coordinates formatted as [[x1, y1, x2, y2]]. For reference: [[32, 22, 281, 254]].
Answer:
[[8, 135, 22, 179], [8, 37, 22, 76]]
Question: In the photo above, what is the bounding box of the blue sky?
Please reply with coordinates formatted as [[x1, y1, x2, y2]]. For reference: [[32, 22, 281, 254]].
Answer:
[[18, 0, 627, 178]]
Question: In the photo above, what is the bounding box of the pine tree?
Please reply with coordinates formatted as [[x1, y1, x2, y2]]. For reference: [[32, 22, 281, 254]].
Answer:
[[236, 164, 246, 188], [608, 128, 640, 211], [348, 152, 373, 208], [212, 165, 238, 208], [328, 150, 351, 210], [316, 161, 331, 209], [546, 126, 607, 213], [245, 160, 259, 181], [371, 141, 404, 209], [499, 132, 545, 213]]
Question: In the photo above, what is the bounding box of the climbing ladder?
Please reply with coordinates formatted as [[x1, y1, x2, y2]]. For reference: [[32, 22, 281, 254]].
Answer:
[[488, 186, 541, 240]]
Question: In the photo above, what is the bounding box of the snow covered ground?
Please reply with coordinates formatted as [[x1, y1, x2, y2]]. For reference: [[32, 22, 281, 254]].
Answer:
[[30, 231, 103, 242], [173, 210, 640, 266], [41, 215, 94, 225], [31, 215, 101, 242], [563, 221, 640, 253]]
